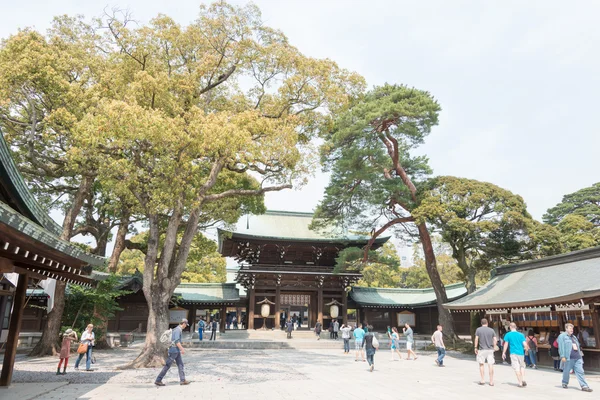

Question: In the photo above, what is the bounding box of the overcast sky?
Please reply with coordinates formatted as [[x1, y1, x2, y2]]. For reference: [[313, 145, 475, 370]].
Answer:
[[2, 0, 599, 223]]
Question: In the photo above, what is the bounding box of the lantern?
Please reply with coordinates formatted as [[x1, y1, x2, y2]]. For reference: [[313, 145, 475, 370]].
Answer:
[[330, 304, 339, 319], [261, 303, 270, 318]]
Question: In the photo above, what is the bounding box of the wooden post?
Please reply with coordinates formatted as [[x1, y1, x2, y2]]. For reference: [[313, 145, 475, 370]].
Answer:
[[356, 307, 361, 327], [275, 286, 281, 330], [220, 306, 227, 333], [317, 287, 323, 324], [248, 287, 255, 330], [342, 290, 348, 325], [592, 306, 600, 350], [1, 272, 28, 387]]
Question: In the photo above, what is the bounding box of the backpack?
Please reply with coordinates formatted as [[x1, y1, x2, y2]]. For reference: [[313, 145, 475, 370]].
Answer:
[[528, 337, 537, 351], [159, 328, 173, 345], [552, 338, 559, 349]]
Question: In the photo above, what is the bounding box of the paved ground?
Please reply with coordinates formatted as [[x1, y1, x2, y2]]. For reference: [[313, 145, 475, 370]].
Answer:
[[1, 347, 598, 400]]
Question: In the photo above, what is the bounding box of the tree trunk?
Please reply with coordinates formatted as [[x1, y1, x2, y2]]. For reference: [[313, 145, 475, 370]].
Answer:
[[417, 223, 457, 338], [29, 175, 92, 357], [108, 211, 130, 273], [120, 289, 170, 368], [93, 305, 112, 350]]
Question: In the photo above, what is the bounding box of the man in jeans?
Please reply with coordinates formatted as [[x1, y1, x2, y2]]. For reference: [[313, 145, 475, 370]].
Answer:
[[475, 318, 497, 386], [340, 323, 352, 354], [431, 324, 446, 367], [558, 323, 593, 392], [502, 322, 528, 388], [197, 317, 205, 341], [155, 319, 191, 386]]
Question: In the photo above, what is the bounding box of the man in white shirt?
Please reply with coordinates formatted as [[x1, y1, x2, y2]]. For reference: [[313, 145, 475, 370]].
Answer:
[[431, 325, 446, 367]]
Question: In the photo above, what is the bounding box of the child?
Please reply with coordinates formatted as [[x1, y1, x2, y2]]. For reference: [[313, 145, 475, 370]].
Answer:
[[57, 328, 78, 375]]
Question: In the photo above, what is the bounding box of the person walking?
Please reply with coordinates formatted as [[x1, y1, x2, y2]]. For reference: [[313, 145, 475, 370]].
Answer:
[[431, 324, 446, 367], [502, 322, 528, 388], [286, 318, 294, 339], [333, 320, 340, 340], [526, 330, 538, 369], [403, 323, 418, 360], [548, 331, 561, 370], [198, 317, 205, 341], [57, 329, 78, 375], [315, 320, 322, 340], [389, 327, 403, 361], [297, 313, 302, 329], [155, 319, 191, 386], [74, 324, 95, 372], [353, 323, 366, 362], [474, 318, 497, 386], [341, 323, 352, 354], [558, 323, 593, 392], [210, 318, 217, 341], [364, 325, 378, 372]]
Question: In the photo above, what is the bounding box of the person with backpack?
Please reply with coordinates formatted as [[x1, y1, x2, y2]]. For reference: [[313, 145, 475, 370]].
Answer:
[[315, 320, 322, 340], [155, 318, 191, 386], [364, 325, 379, 372], [210, 318, 218, 341], [526, 330, 538, 369]]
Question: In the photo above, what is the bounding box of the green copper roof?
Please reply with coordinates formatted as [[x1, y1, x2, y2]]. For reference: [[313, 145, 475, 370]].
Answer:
[[0, 200, 104, 267], [351, 283, 467, 308], [174, 283, 240, 304], [444, 246, 600, 311], [0, 131, 63, 236], [219, 210, 391, 244]]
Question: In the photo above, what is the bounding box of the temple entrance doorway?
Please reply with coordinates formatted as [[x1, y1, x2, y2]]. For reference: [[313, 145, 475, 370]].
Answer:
[[280, 293, 311, 329]]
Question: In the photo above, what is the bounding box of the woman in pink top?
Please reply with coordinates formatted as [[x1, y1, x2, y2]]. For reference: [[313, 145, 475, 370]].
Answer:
[[57, 329, 78, 375]]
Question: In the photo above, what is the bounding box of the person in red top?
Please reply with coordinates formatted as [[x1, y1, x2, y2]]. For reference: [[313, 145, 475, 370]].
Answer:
[[57, 329, 78, 375]]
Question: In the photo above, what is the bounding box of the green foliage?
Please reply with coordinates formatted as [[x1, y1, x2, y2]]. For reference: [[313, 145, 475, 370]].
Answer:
[[62, 274, 130, 341], [335, 243, 402, 287], [413, 176, 561, 292], [118, 231, 226, 283], [543, 183, 600, 226], [555, 214, 600, 252], [406, 239, 469, 288]]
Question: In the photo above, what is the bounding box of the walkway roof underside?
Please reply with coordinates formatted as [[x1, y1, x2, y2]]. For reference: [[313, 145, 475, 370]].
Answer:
[[444, 246, 600, 312], [351, 283, 467, 308]]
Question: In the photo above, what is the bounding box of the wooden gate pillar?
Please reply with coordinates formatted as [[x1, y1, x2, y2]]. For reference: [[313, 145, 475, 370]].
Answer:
[[248, 286, 255, 330], [1, 272, 28, 387]]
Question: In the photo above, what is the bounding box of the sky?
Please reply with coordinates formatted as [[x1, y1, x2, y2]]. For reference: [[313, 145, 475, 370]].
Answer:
[[1, 0, 599, 226]]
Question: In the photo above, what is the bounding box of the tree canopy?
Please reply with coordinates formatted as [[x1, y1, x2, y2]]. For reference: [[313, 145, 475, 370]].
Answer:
[[413, 176, 561, 292], [543, 182, 600, 227]]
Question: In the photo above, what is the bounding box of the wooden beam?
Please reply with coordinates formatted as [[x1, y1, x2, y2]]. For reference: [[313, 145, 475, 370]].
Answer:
[[0, 257, 15, 273], [248, 287, 255, 330], [274, 286, 281, 330], [1, 273, 28, 387], [342, 290, 348, 325], [592, 306, 600, 350], [317, 287, 323, 324]]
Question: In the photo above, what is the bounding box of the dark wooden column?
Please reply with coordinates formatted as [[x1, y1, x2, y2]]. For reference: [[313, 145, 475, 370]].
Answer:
[[248, 286, 255, 330], [220, 306, 227, 333], [592, 306, 600, 349], [1, 272, 28, 387], [317, 287, 323, 324], [342, 290, 348, 325], [275, 286, 281, 330], [356, 307, 361, 327]]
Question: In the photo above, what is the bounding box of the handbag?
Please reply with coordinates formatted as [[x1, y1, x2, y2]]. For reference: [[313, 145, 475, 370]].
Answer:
[[77, 343, 88, 354], [372, 335, 379, 348]]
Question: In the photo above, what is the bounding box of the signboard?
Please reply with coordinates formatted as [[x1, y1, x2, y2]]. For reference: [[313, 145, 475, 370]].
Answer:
[[169, 307, 189, 324], [397, 311, 415, 327]]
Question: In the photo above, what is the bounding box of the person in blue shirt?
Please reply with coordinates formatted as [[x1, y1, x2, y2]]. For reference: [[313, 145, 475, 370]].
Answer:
[[502, 322, 529, 388], [353, 323, 366, 362], [155, 319, 191, 386], [198, 317, 205, 341]]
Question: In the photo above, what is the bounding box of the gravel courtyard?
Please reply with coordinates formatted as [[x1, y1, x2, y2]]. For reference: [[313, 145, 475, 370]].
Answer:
[[2, 347, 598, 400]]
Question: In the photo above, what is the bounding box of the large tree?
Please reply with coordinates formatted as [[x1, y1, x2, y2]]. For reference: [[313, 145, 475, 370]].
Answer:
[[312, 84, 458, 337], [67, 3, 363, 367], [413, 176, 560, 293], [0, 18, 110, 356]]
